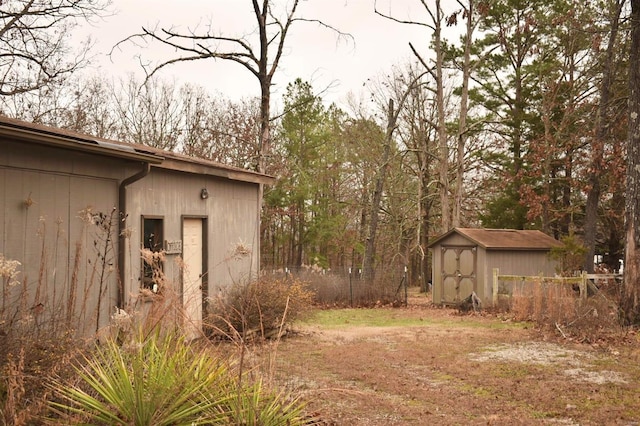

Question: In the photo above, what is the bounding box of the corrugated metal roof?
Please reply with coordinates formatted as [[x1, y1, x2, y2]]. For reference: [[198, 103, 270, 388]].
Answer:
[[428, 228, 562, 250], [0, 115, 275, 185]]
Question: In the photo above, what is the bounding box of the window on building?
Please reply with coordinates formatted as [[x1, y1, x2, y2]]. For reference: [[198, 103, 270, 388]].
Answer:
[[142, 217, 163, 292]]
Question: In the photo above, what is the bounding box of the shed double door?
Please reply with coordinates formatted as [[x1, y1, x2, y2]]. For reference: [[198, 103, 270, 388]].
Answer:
[[440, 246, 477, 304]]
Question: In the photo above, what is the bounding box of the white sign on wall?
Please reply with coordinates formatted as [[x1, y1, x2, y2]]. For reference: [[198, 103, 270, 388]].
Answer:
[[164, 240, 183, 254]]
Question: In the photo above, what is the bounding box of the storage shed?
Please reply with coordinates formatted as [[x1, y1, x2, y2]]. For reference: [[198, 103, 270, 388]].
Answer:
[[428, 228, 561, 307], [0, 116, 274, 336]]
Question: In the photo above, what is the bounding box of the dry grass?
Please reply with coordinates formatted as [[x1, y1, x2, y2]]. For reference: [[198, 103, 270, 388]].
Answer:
[[510, 278, 622, 342], [0, 209, 118, 425]]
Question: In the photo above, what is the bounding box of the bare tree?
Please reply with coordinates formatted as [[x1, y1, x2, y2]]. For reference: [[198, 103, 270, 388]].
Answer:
[[362, 98, 397, 283], [376, 0, 473, 232], [112, 75, 183, 150], [119, 0, 345, 173], [450, 0, 477, 227], [0, 73, 119, 132], [362, 69, 427, 284], [394, 65, 439, 292], [0, 0, 109, 96], [583, 0, 625, 272], [623, 0, 640, 325], [181, 90, 261, 170], [60, 76, 121, 138]]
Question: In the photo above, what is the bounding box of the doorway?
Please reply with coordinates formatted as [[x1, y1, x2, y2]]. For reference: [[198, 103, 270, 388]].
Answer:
[[182, 217, 206, 338], [440, 246, 477, 304]]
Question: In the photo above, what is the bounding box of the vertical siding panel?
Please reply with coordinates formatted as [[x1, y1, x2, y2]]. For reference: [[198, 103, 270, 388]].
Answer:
[[68, 177, 118, 335], [5, 170, 37, 270], [477, 248, 487, 302], [1, 170, 36, 326], [209, 179, 259, 293], [36, 173, 71, 326]]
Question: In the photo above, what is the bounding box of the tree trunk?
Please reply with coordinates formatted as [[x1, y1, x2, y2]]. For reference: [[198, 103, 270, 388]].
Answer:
[[583, 0, 623, 273], [452, 0, 474, 227], [355, 188, 368, 274], [258, 79, 271, 174], [296, 200, 304, 267], [420, 170, 432, 292], [363, 99, 395, 283], [541, 93, 553, 235], [623, 0, 640, 325], [434, 0, 450, 232]]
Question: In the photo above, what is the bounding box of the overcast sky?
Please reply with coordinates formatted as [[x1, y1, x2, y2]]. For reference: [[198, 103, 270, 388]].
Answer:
[[80, 0, 447, 108]]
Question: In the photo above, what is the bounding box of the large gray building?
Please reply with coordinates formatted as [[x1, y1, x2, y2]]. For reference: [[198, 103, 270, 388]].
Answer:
[[428, 228, 561, 307], [0, 116, 273, 336]]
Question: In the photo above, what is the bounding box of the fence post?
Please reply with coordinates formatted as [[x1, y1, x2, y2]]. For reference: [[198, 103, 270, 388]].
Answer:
[[493, 268, 499, 307], [349, 267, 353, 307], [404, 266, 408, 307], [580, 271, 587, 302]]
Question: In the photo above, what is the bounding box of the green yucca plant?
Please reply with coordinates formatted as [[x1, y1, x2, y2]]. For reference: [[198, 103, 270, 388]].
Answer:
[[47, 329, 309, 425], [47, 331, 233, 425], [224, 380, 307, 426]]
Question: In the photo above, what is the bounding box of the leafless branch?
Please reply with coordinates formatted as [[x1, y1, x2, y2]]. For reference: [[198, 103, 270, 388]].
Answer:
[[0, 0, 109, 96], [409, 42, 437, 81], [292, 17, 355, 44], [374, 0, 435, 31]]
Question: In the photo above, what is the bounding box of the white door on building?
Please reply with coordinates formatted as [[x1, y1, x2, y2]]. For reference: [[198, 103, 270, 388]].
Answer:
[[183, 218, 204, 338]]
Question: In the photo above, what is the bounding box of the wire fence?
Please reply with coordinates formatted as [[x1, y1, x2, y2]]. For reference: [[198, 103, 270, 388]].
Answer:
[[261, 265, 410, 307]]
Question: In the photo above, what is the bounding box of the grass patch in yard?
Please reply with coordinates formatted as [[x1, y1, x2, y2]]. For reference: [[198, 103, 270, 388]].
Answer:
[[459, 383, 493, 398], [433, 372, 457, 382], [530, 410, 556, 419], [303, 308, 427, 327], [301, 307, 529, 330], [491, 364, 535, 379]]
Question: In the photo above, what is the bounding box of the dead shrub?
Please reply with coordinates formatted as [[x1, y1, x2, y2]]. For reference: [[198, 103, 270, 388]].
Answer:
[[294, 269, 350, 305], [511, 279, 575, 324], [511, 282, 533, 321], [206, 277, 315, 340], [558, 295, 621, 342], [510, 278, 622, 342], [0, 331, 81, 426]]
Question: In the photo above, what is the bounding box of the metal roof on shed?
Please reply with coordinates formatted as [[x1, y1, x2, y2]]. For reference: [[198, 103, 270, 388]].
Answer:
[[428, 228, 561, 250]]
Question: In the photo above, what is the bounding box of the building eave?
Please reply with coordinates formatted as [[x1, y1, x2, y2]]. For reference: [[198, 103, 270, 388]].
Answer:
[[156, 155, 275, 185], [0, 119, 164, 164], [0, 115, 275, 185]]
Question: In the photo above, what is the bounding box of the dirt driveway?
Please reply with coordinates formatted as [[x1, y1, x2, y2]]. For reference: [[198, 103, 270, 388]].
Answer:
[[267, 296, 640, 425]]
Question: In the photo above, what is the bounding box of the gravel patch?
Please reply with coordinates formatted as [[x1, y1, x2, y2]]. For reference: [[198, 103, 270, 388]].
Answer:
[[564, 367, 628, 384], [470, 341, 627, 384], [470, 342, 589, 366]]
